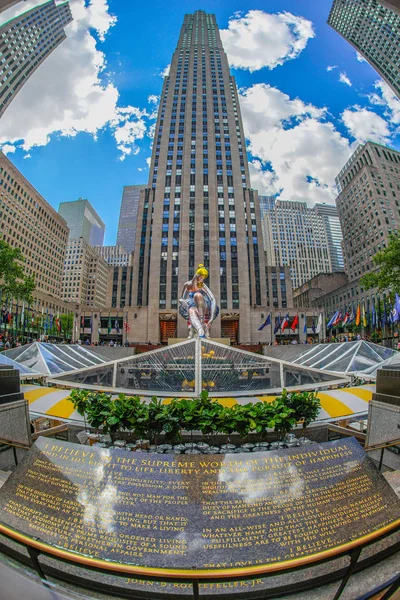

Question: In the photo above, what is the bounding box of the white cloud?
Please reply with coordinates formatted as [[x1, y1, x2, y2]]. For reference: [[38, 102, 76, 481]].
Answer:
[[0, 0, 149, 160], [356, 51, 367, 63], [148, 94, 159, 104], [339, 72, 352, 86], [160, 64, 170, 77], [240, 84, 352, 205], [368, 80, 400, 124], [110, 107, 148, 160], [220, 10, 315, 72], [341, 106, 391, 144], [1, 144, 16, 155], [145, 157, 151, 167], [326, 65, 337, 71]]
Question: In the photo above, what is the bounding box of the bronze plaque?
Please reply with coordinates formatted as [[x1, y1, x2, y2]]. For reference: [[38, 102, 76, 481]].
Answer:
[[0, 437, 399, 575]]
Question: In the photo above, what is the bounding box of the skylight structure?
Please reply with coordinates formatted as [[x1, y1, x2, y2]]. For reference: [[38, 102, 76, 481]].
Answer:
[[4, 343, 107, 375], [49, 339, 349, 396], [289, 341, 397, 375]]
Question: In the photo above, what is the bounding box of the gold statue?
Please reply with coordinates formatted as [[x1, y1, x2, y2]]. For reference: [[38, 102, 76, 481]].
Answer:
[[179, 264, 218, 338]]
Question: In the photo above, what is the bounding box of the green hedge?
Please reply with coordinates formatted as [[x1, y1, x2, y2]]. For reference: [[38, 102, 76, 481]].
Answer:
[[70, 389, 321, 442]]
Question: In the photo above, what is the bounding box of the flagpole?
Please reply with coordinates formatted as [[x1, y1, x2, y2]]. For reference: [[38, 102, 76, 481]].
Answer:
[[270, 314, 272, 345]]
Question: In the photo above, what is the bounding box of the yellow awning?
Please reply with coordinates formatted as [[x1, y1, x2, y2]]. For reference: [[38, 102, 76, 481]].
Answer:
[[21, 384, 375, 423]]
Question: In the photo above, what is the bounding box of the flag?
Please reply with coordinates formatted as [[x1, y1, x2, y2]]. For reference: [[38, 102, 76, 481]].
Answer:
[[315, 313, 322, 334], [81, 314, 84, 329], [348, 304, 355, 324], [311, 316, 316, 334], [382, 296, 387, 328], [303, 316, 307, 335], [115, 316, 120, 333], [107, 313, 112, 334], [290, 314, 299, 332], [49, 312, 53, 331], [362, 304, 367, 328], [391, 293, 400, 323], [355, 304, 361, 326], [371, 298, 376, 329], [55, 313, 61, 332], [90, 314, 93, 333], [327, 310, 340, 328], [98, 312, 102, 334], [124, 321, 130, 333], [281, 313, 290, 332], [258, 313, 271, 331], [274, 314, 281, 334], [343, 311, 350, 325]]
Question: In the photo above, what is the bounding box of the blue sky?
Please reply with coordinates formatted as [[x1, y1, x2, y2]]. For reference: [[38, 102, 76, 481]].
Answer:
[[0, 0, 399, 245]]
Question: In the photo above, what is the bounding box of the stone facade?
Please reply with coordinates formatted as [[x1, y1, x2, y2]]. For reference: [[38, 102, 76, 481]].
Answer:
[[335, 141, 400, 281], [293, 273, 348, 309], [94, 245, 132, 267], [261, 199, 335, 289], [116, 185, 146, 254], [131, 12, 272, 343], [0, 152, 69, 299], [62, 238, 109, 308]]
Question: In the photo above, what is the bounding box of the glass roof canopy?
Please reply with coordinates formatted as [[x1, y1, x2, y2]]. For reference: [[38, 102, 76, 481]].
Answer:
[[49, 338, 349, 397], [4, 342, 107, 375], [0, 352, 41, 379], [289, 340, 397, 376]]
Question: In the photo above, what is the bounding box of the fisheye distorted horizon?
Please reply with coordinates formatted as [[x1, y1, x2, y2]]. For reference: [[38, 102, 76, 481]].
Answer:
[[0, 0, 399, 245]]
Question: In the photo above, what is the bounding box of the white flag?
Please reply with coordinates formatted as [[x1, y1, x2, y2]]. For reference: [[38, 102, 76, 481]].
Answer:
[[315, 313, 323, 334]]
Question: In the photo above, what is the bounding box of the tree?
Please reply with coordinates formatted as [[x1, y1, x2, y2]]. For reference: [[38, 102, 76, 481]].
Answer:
[[60, 313, 74, 339], [0, 239, 35, 303], [361, 233, 400, 293]]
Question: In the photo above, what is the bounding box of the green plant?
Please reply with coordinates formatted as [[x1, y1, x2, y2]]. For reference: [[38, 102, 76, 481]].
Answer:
[[71, 387, 321, 443], [281, 390, 321, 428]]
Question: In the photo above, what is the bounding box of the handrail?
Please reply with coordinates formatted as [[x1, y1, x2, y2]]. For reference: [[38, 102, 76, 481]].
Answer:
[[0, 519, 399, 600], [364, 437, 400, 452], [31, 424, 68, 441]]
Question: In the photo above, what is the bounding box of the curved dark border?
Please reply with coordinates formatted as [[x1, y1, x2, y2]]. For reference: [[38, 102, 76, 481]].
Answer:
[[1, 519, 400, 580]]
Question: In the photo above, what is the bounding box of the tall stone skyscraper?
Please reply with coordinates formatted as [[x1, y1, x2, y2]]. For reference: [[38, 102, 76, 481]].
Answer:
[[335, 141, 400, 281], [133, 11, 266, 342], [117, 184, 146, 254], [0, 0, 73, 116], [328, 0, 400, 98]]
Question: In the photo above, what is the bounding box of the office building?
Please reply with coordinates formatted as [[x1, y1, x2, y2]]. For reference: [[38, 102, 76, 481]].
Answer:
[[94, 245, 131, 267], [0, 152, 75, 329], [62, 237, 108, 308], [107, 264, 135, 309], [335, 141, 400, 281], [131, 11, 268, 343], [0, 0, 73, 116], [116, 185, 146, 254], [261, 199, 333, 290], [314, 203, 344, 272], [328, 0, 400, 98], [0, 151, 68, 298], [58, 198, 105, 246], [296, 140, 400, 317]]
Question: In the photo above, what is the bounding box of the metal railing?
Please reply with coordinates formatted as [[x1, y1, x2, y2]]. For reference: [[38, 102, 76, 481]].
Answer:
[[0, 519, 399, 600]]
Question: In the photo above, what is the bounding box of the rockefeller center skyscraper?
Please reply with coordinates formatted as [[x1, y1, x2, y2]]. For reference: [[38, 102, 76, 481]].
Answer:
[[132, 11, 267, 342]]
